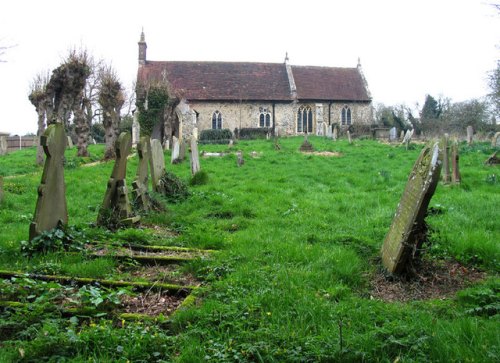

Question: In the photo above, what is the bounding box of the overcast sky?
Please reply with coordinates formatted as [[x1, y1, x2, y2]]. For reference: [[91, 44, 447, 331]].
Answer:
[[0, 0, 498, 135]]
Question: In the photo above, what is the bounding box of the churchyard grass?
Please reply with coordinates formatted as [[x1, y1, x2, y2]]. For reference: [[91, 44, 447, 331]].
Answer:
[[0, 138, 498, 361]]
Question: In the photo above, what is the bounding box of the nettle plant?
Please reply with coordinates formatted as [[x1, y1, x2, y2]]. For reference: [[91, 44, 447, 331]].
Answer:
[[20, 224, 87, 257]]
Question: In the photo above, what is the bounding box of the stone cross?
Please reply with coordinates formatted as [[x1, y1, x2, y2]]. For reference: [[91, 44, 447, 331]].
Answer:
[[131, 136, 151, 211], [149, 139, 165, 192], [190, 136, 201, 175], [97, 132, 139, 226], [492, 132, 500, 148], [451, 140, 461, 184], [466, 126, 474, 145], [381, 142, 442, 274], [441, 133, 451, 184], [171, 136, 180, 163], [29, 123, 68, 240]]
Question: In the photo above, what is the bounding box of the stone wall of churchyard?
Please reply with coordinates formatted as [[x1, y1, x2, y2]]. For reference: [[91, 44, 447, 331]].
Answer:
[[177, 100, 373, 139]]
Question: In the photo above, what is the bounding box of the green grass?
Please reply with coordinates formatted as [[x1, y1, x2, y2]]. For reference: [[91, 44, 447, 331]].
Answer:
[[0, 137, 499, 362]]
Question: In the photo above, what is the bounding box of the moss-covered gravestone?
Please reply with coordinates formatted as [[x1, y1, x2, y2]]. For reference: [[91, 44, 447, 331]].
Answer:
[[97, 132, 139, 227], [131, 137, 151, 211], [29, 124, 68, 240], [190, 136, 200, 175], [149, 139, 165, 192], [381, 142, 442, 274]]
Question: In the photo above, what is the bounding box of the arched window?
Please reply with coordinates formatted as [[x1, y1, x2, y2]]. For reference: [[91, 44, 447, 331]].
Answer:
[[341, 106, 351, 125], [259, 111, 271, 127], [297, 106, 313, 133], [212, 110, 222, 129]]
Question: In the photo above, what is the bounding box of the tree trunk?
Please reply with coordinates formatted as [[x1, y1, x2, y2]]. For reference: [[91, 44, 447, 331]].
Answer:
[[103, 109, 120, 160], [74, 100, 90, 157], [36, 107, 46, 165]]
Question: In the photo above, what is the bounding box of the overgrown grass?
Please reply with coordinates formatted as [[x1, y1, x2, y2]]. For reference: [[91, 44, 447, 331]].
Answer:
[[0, 137, 498, 361]]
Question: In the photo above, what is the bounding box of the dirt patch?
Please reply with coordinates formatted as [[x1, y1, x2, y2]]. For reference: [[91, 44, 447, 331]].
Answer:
[[90, 246, 209, 259], [301, 151, 342, 157], [370, 259, 486, 302], [121, 291, 184, 316]]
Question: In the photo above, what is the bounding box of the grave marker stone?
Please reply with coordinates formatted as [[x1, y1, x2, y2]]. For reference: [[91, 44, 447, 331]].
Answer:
[[466, 126, 474, 145], [381, 142, 442, 274], [0, 136, 7, 155], [400, 130, 405, 141], [193, 127, 199, 140], [441, 133, 451, 184], [326, 125, 333, 139], [451, 140, 461, 184], [190, 136, 201, 175], [299, 134, 314, 152], [131, 137, 151, 211], [149, 139, 165, 192], [171, 136, 180, 163], [332, 126, 338, 141], [389, 127, 397, 142], [164, 139, 170, 151], [347, 130, 352, 144], [97, 132, 139, 226], [492, 132, 500, 148], [236, 151, 244, 167], [179, 140, 187, 161], [67, 136, 74, 148], [29, 124, 68, 240]]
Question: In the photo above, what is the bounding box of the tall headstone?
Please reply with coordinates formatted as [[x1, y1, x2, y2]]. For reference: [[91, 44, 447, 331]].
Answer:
[[326, 125, 333, 139], [97, 132, 139, 226], [0, 136, 7, 155], [402, 130, 412, 150], [67, 136, 74, 148], [131, 137, 151, 211], [149, 139, 165, 192], [389, 127, 397, 142], [179, 140, 187, 161], [466, 126, 474, 145], [451, 140, 461, 184], [381, 142, 442, 274], [332, 126, 338, 141], [193, 127, 199, 141], [492, 132, 500, 148], [441, 133, 451, 184], [171, 136, 180, 163], [190, 136, 201, 175], [400, 130, 405, 141], [29, 124, 68, 240], [132, 112, 140, 147], [347, 130, 352, 144]]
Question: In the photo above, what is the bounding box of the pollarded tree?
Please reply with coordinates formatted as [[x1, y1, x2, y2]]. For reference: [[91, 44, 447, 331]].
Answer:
[[488, 60, 500, 120], [28, 71, 50, 165], [98, 65, 124, 160]]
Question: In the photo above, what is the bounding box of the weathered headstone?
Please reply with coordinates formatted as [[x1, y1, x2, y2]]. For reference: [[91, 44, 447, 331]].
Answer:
[[492, 132, 500, 148], [389, 127, 397, 142], [236, 151, 244, 167], [149, 139, 165, 192], [131, 137, 151, 211], [326, 125, 333, 139], [441, 133, 451, 184], [451, 140, 461, 184], [190, 136, 201, 175], [0, 136, 7, 155], [400, 130, 405, 141], [332, 126, 338, 141], [228, 139, 234, 148], [193, 127, 199, 141], [164, 139, 170, 151], [132, 113, 140, 147], [97, 132, 139, 227], [179, 140, 187, 161], [402, 129, 412, 150], [29, 124, 68, 240], [171, 136, 180, 163], [381, 142, 442, 274], [347, 130, 352, 144], [67, 136, 74, 148], [466, 126, 474, 145]]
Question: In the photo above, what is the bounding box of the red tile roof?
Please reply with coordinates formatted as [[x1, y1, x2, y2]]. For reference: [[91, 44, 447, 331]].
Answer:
[[137, 60, 370, 102]]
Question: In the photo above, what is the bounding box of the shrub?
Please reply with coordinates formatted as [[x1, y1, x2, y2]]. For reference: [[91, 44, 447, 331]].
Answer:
[[190, 170, 209, 186], [20, 224, 86, 257], [158, 171, 190, 203], [199, 129, 233, 144], [237, 127, 272, 140]]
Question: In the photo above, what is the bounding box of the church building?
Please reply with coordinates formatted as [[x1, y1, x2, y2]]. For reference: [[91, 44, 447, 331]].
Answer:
[[135, 31, 373, 142]]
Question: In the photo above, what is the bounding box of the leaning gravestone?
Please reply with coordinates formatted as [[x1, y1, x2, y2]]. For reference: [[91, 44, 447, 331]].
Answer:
[[149, 139, 165, 192], [131, 137, 151, 211], [190, 136, 201, 175], [171, 136, 180, 163], [29, 123, 68, 240], [381, 142, 442, 274], [97, 132, 139, 227], [451, 140, 461, 184], [441, 133, 451, 184], [466, 126, 474, 145], [492, 132, 500, 148], [67, 136, 74, 148]]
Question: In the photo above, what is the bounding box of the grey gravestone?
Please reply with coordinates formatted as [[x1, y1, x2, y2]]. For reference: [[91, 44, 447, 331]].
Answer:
[[389, 127, 397, 142], [347, 130, 352, 144], [179, 140, 187, 161], [193, 127, 199, 140], [171, 136, 180, 163], [451, 140, 461, 184], [164, 139, 170, 151], [400, 130, 405, 141], [381, 142, 442, 274], [441, 133, 451, 184], [326, 125, 333, 139], [29, 124, 68, 240], [466, 126, 474, 145], [0, 136, 7, 155], [190, 136, 201, 175], [67, 136, 74, 148], [492, 132, 500, 148], [228, 139, 234, 148], [402, 130, 413, 150], [149, 139, 165, 192], [97, 132, 139, 226], [332, 126, 338, 141], [237, 151, 244, 167], [132, 136, 151, 211]]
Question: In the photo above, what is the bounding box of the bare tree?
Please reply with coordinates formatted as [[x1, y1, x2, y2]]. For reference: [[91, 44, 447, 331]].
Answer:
[[28, 71, 51, 165], [98, 65, 124, 160]]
